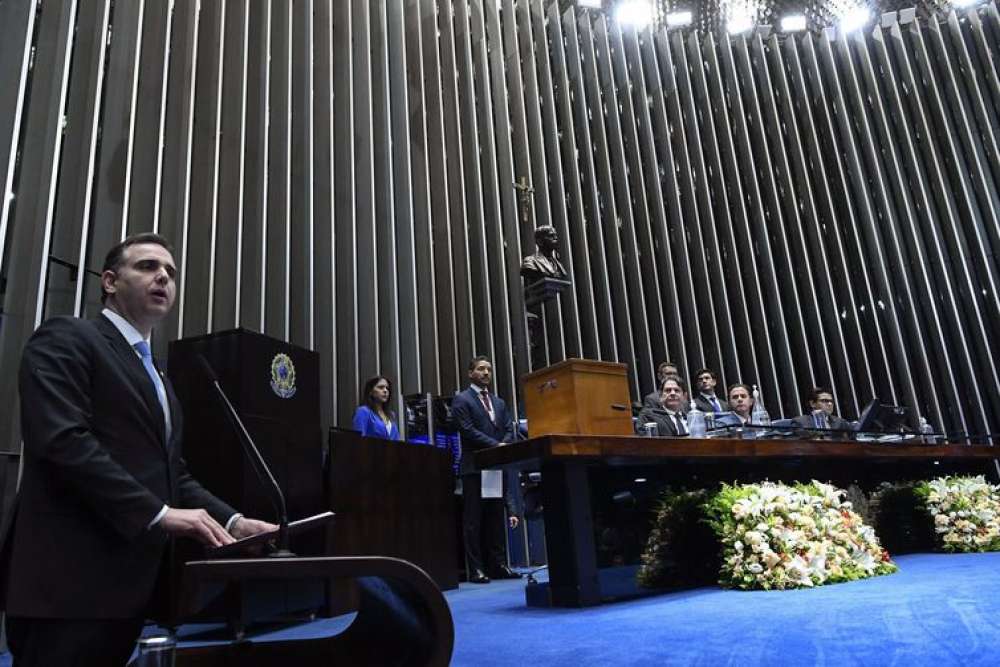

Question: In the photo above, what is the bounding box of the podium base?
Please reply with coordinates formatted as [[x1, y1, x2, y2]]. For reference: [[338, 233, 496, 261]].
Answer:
[[176, 556, 453, 667]]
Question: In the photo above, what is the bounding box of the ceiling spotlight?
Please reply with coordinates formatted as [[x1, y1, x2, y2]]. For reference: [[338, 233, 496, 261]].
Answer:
[[577, 0, 602, 8], [615, 0, 653, 27], [727, 12, 754, 35], [725, 0, 756, 34], [839, 7, 870, 33], [666, 11, 693, 27], [780, 15, 807, 32], [950, 0, 981, 7]]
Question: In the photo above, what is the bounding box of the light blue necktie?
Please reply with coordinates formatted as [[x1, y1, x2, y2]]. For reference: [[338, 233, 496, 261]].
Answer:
[[134, 340, 171, 440]]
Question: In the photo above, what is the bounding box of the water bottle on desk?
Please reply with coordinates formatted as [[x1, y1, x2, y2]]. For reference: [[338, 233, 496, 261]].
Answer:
[[134, 635, 176, 667], [751, 386, 770, 437], [919, 417, 935, 444], [687, 401, 706, 438]]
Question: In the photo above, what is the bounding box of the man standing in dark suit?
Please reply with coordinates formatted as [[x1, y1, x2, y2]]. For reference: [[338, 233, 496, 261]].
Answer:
[[642, 360, 679, 410], [451, 356, 521, 584], [1, 234, 276, 666], [692, 368, 726, 414], [792, 387, 853, 431]]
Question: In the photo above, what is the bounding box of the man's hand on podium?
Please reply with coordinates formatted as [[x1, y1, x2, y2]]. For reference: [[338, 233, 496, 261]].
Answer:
[[229, 516, 279, 540], [161, 508, 236, 547]]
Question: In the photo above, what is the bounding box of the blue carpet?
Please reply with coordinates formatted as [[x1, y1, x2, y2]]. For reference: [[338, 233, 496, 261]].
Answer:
[[2, 553, 997, 665], [447, 553, 1000, 666]]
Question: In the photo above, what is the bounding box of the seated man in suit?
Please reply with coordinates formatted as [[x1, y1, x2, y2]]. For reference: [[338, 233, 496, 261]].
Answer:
[[451, 356, 522, 584], [642, 360, 680, 410], [1, 233, 276, 666], [639, 375, 690, 437], [692, 368, 726, 413], [792, 387, 852, 431]]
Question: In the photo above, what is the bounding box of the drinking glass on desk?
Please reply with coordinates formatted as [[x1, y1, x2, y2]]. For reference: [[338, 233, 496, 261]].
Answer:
[[642, 422, 658, 437], [135, 636, 176, 667], [704, 412, 716, 435]]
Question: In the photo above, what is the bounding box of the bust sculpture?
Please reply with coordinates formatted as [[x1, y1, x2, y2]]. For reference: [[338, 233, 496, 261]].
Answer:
[[520, 226, 568, 284]]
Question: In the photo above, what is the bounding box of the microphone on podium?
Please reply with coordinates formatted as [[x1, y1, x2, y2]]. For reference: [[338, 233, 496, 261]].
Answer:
[[196, 354, 295, 558]]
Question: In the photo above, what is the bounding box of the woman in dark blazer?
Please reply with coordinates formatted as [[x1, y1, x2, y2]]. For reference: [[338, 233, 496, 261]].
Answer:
[[352, 375, 401, 441]]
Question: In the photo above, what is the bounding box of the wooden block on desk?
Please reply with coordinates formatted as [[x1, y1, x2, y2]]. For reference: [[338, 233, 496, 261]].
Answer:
[[523, 359, 633, 436]]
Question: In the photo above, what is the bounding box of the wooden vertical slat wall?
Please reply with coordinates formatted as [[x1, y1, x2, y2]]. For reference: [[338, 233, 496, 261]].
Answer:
[[1, 2, 999, 486]]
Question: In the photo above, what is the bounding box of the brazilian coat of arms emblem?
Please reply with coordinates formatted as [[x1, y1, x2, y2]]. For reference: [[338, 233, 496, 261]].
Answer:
[[270, 353, 297, 399]]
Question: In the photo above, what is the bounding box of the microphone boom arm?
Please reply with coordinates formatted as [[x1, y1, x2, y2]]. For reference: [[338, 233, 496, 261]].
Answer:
[[200, 356, 294, 557]]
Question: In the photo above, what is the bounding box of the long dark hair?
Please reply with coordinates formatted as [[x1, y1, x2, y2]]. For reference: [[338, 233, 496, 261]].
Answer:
[[360, 375, 393, 416]]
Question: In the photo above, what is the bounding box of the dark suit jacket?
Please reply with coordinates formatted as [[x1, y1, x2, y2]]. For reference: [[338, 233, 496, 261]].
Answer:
[[1, 315, 236, 619], [694, 393, 726, 414], [451, 387, 513, 453], [638, 407, 687, 437], [792, 413, 853, 431], [642, 390, 662, 411], [451, 386, 519, 515]]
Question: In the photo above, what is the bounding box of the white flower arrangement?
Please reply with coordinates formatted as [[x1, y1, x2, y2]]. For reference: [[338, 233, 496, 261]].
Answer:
[[705, 481, 896, 590], [916, 476, 1000, 553]]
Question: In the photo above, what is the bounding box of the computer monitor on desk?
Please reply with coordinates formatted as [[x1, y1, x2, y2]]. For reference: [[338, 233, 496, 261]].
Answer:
[[404, 393, 456, 438], [857, 399, 912, 436]]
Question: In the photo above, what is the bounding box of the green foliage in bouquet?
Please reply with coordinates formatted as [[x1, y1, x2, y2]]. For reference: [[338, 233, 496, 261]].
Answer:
[[914, 476, 1000, 553], [867, 481, 937, 555], [704, 481, 897, 590], [637, 489, 720, 589]]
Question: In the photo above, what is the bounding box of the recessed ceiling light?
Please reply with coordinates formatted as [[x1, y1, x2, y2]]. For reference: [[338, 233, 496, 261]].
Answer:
[[780, 15, 807, 32], [840, 7, 870, 33], [615, 0, 653, 27], [727, 13, 754, 35], [666, 11, 693, 28]]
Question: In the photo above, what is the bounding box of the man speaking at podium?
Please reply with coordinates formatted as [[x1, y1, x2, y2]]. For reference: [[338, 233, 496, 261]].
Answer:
[[1, 233, 276, 666]]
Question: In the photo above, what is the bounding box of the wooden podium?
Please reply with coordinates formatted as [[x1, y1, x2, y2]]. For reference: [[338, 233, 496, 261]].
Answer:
[[326, 430, 457, 591], [167, 329, 325, 628], [522, 359, 633, 437]]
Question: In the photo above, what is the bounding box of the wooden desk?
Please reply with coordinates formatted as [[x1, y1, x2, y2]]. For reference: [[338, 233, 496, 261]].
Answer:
[[476, 435, 998, 607], [327, 431, 457, 591]]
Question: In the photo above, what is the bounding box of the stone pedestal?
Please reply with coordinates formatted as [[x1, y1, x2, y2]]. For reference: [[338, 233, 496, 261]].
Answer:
[[524, 277, 571, 372]]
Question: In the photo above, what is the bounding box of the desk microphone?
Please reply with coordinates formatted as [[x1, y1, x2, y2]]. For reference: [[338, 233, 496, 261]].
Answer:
[[196, 354, 294, 558]]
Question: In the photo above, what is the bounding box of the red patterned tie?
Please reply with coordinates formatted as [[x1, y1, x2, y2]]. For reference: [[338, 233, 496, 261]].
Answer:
[[480, 390, 493, 418]]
